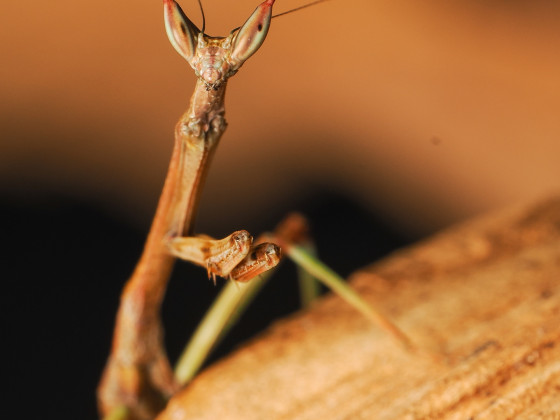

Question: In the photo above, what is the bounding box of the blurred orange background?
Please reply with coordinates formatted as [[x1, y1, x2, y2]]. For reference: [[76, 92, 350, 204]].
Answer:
[[2, 0, 560, 236], [3, 2, 560, 417]]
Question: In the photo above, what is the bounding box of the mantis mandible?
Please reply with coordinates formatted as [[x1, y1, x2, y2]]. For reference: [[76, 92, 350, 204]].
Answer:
[[98, 1, 284, 418]]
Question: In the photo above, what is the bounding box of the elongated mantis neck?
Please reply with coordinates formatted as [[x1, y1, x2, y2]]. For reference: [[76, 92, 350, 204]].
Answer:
[[167, 79, 227, 238], [99, 78, 230, 418], [126, 79, 228, 305]]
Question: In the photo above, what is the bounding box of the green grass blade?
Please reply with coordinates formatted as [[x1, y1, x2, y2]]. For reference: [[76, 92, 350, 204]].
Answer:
[[287, 245, 412, 350], [174, 271, 272, 385], [102, 405, 129, 420], [297, 243, 321, 308]]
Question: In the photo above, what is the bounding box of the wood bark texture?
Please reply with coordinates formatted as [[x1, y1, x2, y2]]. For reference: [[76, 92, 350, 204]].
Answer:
[[157, 196, 560, 420]]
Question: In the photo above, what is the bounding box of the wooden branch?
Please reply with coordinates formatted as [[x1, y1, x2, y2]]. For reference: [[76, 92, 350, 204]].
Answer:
[[157, 196, 560, 419]]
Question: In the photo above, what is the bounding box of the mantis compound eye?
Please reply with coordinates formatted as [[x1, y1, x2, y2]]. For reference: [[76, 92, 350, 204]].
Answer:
[[163, 0, 200, 63], [230, 0, 275, 69]]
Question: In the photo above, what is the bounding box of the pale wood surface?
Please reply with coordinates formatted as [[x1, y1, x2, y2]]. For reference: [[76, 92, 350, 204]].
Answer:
[[157, 196, 560, 419]]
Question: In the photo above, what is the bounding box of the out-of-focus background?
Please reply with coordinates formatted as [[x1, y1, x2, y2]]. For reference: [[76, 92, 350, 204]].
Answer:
[[2, 0, 559, 418]]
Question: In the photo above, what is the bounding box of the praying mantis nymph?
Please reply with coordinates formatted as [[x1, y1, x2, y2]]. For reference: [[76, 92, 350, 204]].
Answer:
[[98, 1, 409, 419], [98, 1, 284, 418]]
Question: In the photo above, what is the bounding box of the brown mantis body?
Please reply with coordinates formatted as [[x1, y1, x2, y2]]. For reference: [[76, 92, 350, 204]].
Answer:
[[98, 1, 410, 418], [98, 1, 281, 418]]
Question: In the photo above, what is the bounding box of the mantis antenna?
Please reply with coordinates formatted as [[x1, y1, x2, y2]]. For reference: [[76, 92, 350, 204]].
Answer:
[[272, 0, 331, 19], [230, 0, 331, 32], [196, 0, 205, 34]]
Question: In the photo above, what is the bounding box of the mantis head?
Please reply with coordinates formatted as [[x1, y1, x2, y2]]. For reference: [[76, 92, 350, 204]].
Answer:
[[164, 0, 275, 89]]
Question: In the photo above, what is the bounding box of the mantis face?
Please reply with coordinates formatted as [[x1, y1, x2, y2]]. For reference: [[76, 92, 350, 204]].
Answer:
[[164, 0, 275, 89]]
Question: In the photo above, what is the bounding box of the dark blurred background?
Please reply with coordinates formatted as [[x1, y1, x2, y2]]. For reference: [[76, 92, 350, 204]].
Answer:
[[2, 0, 560, 418], [2, 191, 408, 419]]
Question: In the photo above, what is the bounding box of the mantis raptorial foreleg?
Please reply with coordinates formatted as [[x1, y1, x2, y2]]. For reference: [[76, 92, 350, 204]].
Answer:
[[168, 232, 282, 283], [230, 242, 282, 282], [168, 231, 252, 276]]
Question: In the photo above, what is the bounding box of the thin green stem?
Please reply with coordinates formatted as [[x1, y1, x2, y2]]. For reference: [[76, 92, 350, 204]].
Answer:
[[102, 405, 129, 420], [297, 243, 321, 308], [174, 271, 273, 385], [286, 245, 413, 350]]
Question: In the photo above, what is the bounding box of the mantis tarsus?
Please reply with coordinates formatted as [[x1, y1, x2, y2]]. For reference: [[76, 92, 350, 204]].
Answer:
[[98, 1, 410, 419]]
